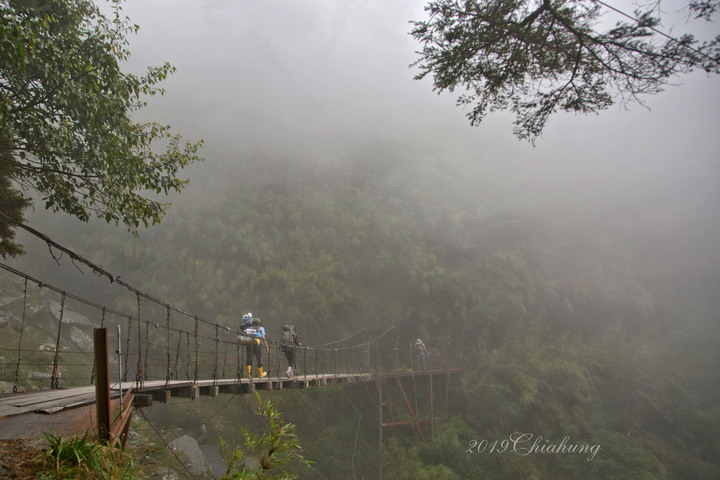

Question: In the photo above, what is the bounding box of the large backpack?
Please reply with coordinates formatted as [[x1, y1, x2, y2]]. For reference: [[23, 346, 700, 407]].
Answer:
[[281, 325, 296, 350], [238, 314, 256, 343]]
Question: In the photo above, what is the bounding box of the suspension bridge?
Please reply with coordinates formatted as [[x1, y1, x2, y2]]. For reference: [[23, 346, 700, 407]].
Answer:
[[0, 261, 466, 450], [0, 215, 468, 480]]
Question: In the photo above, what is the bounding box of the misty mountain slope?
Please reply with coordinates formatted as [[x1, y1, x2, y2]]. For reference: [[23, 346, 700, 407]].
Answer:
[[4, 142, 719, 478], [10, 140, 719, 344]]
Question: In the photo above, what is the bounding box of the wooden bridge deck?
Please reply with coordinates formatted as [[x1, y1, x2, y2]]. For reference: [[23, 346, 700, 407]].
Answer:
[[0, 369, 467, 443], [0, 372, 374, 442], [0, 387, 124, 444]]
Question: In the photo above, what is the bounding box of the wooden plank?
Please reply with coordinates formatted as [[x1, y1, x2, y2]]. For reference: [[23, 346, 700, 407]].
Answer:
[[0, 388, 100, 417], [110, 405, 132, 447], [2, 386, 96, 407], [109, 388, 134, 447], [1, 372, 377, 419], [35, 394, 97, 413]]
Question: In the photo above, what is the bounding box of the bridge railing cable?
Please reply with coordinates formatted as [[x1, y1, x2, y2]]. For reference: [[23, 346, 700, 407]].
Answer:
[[0, 212, 247, 337], [1, 262, 400, 394], [1, 213, 408, 385]]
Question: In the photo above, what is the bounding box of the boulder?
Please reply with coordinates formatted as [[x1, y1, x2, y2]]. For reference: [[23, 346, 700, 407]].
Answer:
[[168, 434, 207, 478], [68, 326, 93, 351], [44, 300, 94, 326]]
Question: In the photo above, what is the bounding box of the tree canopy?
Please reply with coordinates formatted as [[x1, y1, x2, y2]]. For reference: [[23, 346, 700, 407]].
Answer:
[[411, 0, 720, 141], [0, 0, 203, 256]]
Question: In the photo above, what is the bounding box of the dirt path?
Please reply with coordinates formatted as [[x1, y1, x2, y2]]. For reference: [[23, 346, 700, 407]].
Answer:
[[0, 439, 43, 479]]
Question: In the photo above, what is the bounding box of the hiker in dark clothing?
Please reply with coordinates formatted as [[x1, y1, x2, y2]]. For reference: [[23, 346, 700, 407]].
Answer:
[[281, 324, 301, 377]]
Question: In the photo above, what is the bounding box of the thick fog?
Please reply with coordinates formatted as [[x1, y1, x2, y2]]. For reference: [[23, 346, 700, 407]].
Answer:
[[116, 0, 719, 199], [3, 3, 718, 477], [10, 0, 720, 305]]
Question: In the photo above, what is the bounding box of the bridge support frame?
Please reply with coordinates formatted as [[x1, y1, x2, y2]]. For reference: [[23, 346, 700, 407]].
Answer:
[[376, 369, 466, 479], [94, 327, 134, 447], [94, 328, 111, 443]]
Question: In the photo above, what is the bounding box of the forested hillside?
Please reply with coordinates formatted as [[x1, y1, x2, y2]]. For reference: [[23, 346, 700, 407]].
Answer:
[[4, 145, 719, 478], [1, 0, 718, 478]]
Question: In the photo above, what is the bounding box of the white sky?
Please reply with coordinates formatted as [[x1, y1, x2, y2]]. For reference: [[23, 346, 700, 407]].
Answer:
[[16, 0, 718, 255], [114, 0, 719, 179], [7, 0, 720, 326]]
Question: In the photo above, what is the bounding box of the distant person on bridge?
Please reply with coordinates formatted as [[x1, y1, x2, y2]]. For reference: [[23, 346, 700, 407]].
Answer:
[[246, 317, 269, 378], [415, 339, 427, 371], [281, 324, 301, 378]]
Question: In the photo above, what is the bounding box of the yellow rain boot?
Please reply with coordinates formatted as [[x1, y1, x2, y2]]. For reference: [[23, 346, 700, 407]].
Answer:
[[246, 365, 253, 378], [258, 366, 267, 378]]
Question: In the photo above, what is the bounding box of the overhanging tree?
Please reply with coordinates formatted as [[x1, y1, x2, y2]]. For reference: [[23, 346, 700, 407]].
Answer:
[[0, 139, 30, 257], [0, 0, 203, 255], [410, 0, 720, 141]]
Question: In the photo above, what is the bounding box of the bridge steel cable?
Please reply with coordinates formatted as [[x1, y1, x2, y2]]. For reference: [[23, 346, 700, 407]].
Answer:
[[135, 294, 143, 387], [0, 212, 245, 336], [212, 324, 219, 384], [1, 263, 164, 377], [2, 259, 401, 396], [222, 340, 228, 379], [50, 293, 66, 389], [193, 316, 199, 384], [143, 298, 151, 383], [165, 307, 171, 388], [124, 314, 132, 383], [12, 278, 28, 393]]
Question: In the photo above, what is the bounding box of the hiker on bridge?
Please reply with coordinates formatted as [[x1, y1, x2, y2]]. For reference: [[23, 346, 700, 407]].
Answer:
[[246, 317, 269, 378], [415, 338, 427, 371], [281, 324, 301, 378], [241, 313, 255, 377]]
